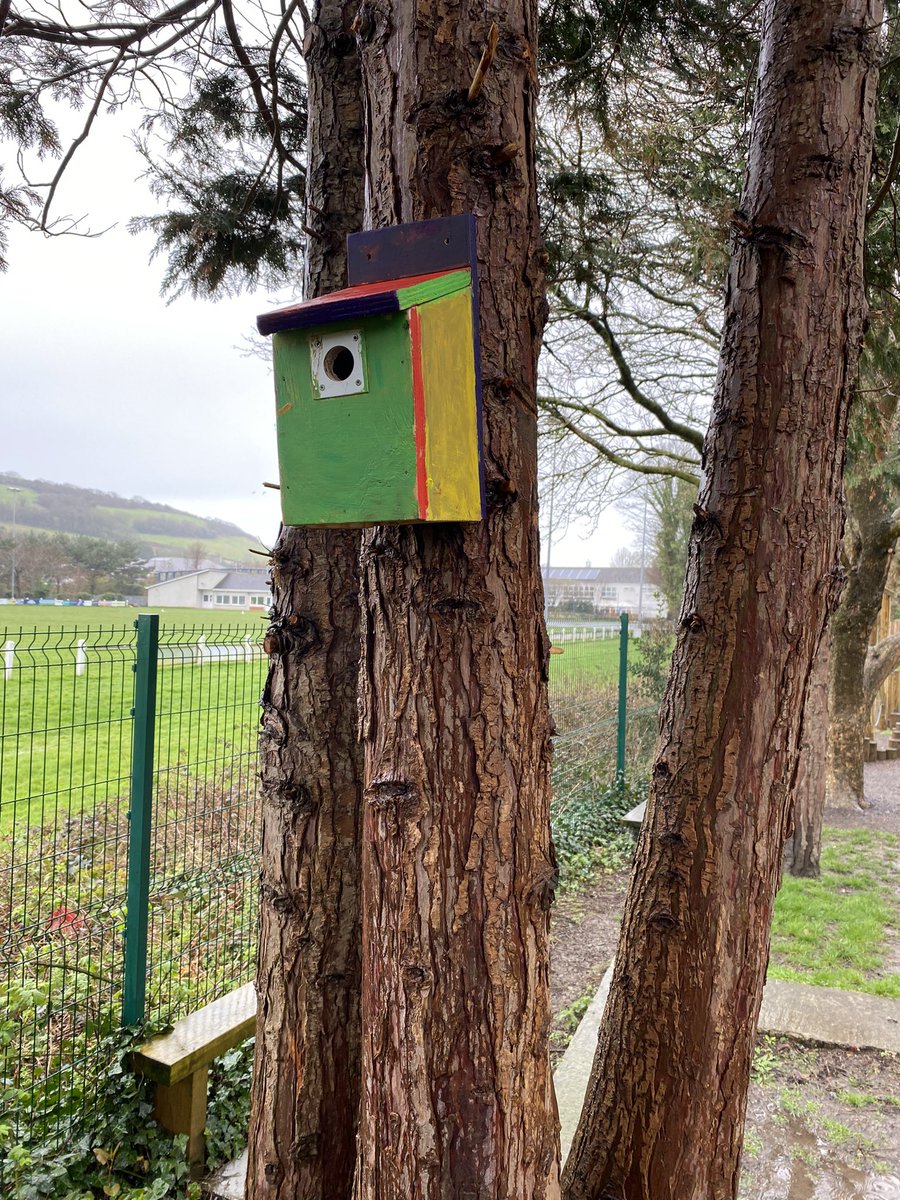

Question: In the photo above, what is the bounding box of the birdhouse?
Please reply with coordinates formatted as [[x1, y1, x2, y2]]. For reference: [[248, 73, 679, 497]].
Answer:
[[257, 218, 484, 528]]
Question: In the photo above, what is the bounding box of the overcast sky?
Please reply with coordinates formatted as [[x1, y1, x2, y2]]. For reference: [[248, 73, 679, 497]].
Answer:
[[2, 112, 628, 566]]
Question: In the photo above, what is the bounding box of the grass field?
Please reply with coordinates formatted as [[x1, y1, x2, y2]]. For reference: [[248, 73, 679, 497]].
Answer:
[[1, 610, 267, 828], [547, 634, 622, 687], [0, 617, 636, 830], [0, 604, 266, 636]]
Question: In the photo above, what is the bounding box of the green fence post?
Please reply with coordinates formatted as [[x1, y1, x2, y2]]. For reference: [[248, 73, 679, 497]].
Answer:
[[123, 614, 159, 1026], [616, 611, 629, 795]]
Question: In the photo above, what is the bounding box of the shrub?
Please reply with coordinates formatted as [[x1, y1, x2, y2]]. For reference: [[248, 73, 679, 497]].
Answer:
[[0, 1020, 253, 1199]]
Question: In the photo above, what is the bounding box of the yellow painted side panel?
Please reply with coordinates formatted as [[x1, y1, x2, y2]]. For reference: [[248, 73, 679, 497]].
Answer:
[[418, 289, 482, 521]]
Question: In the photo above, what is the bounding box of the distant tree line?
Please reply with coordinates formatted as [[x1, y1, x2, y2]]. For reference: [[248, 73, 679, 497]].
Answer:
[[0, 529, 150, 599]]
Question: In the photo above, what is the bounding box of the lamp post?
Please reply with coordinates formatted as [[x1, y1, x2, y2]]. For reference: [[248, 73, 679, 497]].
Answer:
[[636, 486, 648, 635], [9, 487, 21, 600], [543, 438, 558, 625]]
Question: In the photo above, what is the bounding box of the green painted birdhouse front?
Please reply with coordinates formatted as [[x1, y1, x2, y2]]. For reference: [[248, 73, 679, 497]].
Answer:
[[257, 267, 485, 528]]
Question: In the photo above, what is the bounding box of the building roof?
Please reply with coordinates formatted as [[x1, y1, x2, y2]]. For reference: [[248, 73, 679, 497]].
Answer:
[[256, 268, 471, 336], [146, 556, 219, 571], [545, 566, 600, 582], [213, 572, 272, 592], [146, 567, 270, 593], [543, 566, 661, 586], [146, 568, 226, 591]]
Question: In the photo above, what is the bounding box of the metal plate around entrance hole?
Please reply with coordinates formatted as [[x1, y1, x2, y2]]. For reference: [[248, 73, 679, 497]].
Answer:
[[309, 328, 367, 398]]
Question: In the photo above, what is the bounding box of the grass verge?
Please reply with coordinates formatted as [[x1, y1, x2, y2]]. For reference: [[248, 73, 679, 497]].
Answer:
[[769, 827, 900, 997]]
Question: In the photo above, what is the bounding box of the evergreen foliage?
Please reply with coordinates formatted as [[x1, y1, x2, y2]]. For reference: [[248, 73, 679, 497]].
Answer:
[[0, 0, 308, 290]]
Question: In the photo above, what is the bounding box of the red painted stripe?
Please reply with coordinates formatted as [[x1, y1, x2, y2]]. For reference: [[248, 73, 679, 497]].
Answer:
[[409, 306, 429, 520]]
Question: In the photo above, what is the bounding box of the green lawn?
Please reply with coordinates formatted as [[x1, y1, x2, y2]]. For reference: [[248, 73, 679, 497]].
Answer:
[[0, 610, 267, 829], [0, 616, 632, 830], [548, 635, 622, 688], [770, 827, 900, 998], [0, 604, 265, 635]]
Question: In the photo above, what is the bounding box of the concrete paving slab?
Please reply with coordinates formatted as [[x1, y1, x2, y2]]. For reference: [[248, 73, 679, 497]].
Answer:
[[554, 963, 614, 1165], [550, 968, 900, 1167], [758, 977, 900, 1053], [207, 1147, 247, 1200]]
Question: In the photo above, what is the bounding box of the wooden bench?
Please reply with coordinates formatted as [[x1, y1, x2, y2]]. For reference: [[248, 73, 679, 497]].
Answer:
[[132, 983, 256, 1177], [620, 800, 646, 837]]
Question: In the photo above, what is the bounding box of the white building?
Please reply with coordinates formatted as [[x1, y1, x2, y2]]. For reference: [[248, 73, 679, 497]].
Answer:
[[542, 566, 667, 618], [146, 568, 271, 611], [145, 555, 224, 581]]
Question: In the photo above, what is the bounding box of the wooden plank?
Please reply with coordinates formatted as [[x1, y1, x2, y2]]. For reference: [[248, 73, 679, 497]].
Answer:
[[259, 289, 399, 336], [417, 289, 483, 521], [132, 982, 256, 1086], [154, 1064, 209, 1178], [395, 269, 470, 310], [347, 216, 485, 521], [409, 306, 429, 520], [274, 313, 419, 526], [620, 801, 646, 833], [347, 214, 477, 286]]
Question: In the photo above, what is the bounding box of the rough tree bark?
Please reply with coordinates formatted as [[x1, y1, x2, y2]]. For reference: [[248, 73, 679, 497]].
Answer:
[[246, 5, 364, 1197], [562, 3, 882, 1198], [784, 631, 830, 878], [353, 5, 559, 1199], [827, 479, 900, 809]]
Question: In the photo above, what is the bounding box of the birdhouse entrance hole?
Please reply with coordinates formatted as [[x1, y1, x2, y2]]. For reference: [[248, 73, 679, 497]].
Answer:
[[324, 345, 355, 382], [311, 329, 367, 398]]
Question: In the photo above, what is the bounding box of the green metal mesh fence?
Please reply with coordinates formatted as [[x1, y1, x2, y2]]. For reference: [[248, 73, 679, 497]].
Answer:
[[547, 617, 662, 847], [1, 609, 659, 1155], [0, 619, 265, 1151], [146, 626, 264, 1020], [0, 625, 135, 1146]]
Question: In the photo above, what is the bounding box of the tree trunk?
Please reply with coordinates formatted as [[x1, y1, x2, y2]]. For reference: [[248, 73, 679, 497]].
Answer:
[[561, 4, 881, 1199], [354, 6, 559, 1199], [865, 627, 900, 702], [827, 486, 900, 811], [785, 631, 830, 878], [246, 5, 364, 1197]]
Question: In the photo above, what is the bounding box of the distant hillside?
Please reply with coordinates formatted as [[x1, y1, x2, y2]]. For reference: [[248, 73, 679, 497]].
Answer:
[[0, 473, 259, 564]]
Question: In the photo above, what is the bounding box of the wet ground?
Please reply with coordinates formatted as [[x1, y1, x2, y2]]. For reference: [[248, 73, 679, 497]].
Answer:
[[741, 1041, 900, 1199], [825, 760, 900, 835], [549, 760, 900, 1198]]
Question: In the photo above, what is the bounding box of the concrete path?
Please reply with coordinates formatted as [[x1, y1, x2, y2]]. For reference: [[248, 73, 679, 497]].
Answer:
[[206, 971, 900, 1195], [554, 963, 614, 1165], [758, 977, 900, 1054], [208, 1149, 247, 1200]]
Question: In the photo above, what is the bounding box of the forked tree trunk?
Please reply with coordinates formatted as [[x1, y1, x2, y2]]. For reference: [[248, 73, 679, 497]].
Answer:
[[562, 4, 881, 1198], [827, 480, 900, 810], [354, 6, 559, 1199], [247, 5, 364, 1197], [866, 628, 900, 700], [785, 632, 830, 878]]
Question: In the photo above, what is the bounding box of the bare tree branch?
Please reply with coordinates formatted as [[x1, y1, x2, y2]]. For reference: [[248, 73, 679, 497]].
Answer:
[[547, 404, 702, 485], [865, 629, 900, 704], [551, 286, 708, 452]]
